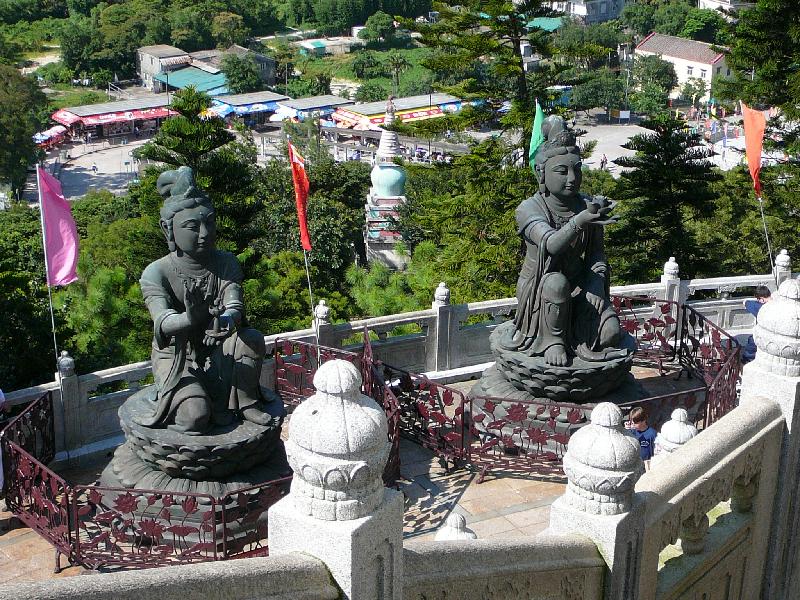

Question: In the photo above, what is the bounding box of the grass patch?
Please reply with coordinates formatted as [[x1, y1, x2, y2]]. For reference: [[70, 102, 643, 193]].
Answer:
[[301, 46, 433, 92], [48, 88, 110, 110]]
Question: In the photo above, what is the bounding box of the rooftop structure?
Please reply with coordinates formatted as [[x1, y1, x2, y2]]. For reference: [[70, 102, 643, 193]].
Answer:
[[332, 93, 462, 129], [698, 0, 755, 14], [526, 16, 564, 31], [138, 44, 187, 59], [294, 36, 365, 57], [215, 90, 290, 107], [190, 45, 276, 86], [210, 90, 291, 119], [51, 95, 174, 129], [59, 96, 171, 118], [137, 46, 190, 91], [280, 95, 354, 112], [635, 32, 731, 100], [153, 66, 228, 96], [547, 0, 625, 23]]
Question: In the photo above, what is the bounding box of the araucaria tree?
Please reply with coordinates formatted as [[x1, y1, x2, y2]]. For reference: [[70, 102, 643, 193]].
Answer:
[[609, 116, 720, 283], [403, 0, 561, 153], [135, 87, 236, 176]]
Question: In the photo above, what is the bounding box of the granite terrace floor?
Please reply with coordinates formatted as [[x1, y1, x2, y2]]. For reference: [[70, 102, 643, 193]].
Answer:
[[0, 440, 567, 584], [0, 361, 701, 583]]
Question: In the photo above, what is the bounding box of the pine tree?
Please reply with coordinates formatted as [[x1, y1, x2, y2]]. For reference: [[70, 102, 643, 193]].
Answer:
[[401, 0, 563, 154], [723, 0, 800, 119], [135, 87, 236, 176], [608, 116, 721, 283]]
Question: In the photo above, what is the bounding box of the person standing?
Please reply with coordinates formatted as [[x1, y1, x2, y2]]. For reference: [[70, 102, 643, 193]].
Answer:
[[742, 286, 772, 362], [628, 407, 656, 470]]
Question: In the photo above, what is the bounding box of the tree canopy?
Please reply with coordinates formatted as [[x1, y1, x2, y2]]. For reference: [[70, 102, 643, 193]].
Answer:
[[0, 65, 46, 196], [221, 53, 263, 94], [402, 0, 563, 155], [609, 116, 720, 282]]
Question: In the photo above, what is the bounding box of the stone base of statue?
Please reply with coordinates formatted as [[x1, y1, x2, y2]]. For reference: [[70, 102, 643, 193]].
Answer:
[[99, 385, 290, 499], [471, 320, 636, 404]]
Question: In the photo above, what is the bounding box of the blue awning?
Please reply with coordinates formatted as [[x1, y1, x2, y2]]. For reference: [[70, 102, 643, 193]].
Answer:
[[231, 101, 280, 115]]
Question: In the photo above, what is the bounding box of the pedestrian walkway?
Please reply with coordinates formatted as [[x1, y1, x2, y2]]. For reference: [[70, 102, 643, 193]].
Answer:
[[0, 361, 697, 580]]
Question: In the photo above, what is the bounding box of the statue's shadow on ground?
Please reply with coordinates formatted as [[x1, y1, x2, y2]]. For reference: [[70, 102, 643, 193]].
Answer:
[[398, 438, 567, 539]]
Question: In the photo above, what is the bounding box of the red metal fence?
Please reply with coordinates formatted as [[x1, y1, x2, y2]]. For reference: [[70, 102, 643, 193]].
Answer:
[[273, 330, 401, 487], [0, 393, 294, 573], [1, 298, 741, 572]]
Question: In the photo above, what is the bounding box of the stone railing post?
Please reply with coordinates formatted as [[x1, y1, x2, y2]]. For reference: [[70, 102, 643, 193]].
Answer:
[[434, 513, 477, 541], [55, 351, 80, 459], [650, 408, 697, 468], [661, 256, 681, 304], [661, 256, 683, 338], [426, 282, 452, 372], [268, 360, 404, 599], [774, 249, 792, 287], [740, 279, 800, 599], [547, 403, 645, 599], [313, 299, 336, 348]]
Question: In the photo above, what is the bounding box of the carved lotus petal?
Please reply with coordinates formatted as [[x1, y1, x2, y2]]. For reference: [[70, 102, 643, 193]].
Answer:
[[301, 465, 322, 487]]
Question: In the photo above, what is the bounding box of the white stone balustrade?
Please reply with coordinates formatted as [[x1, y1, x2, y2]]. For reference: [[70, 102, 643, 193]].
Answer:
[[651, 408, 698, 467], [268, 360, 404, 599], [6, 258, 793, 469]]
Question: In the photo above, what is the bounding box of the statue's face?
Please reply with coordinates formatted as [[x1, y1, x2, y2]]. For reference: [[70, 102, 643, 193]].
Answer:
[[171, 204, 216, 259], [543, 152, 582, 201]]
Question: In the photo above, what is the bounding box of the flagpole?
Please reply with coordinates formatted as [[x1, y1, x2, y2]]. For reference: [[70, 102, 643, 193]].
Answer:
[[36, 166, 60, 366], [757, 195, 776, 284], [302, 249, 321, 357], [288, 137, 321, 357], [37, 165, 72, 461]]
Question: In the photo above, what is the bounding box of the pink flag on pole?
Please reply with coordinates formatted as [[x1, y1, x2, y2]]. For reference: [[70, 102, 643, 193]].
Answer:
[[37, 166, 78, 286]]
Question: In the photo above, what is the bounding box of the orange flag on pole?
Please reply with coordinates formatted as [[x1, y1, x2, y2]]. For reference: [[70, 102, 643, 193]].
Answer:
[[288, 141, 312, 251], [741, 102, 767, 196]]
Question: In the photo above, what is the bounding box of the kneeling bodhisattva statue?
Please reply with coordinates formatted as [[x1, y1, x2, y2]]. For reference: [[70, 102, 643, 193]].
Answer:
[[101, 167, 287, 496], [138, 166, 273, 435], [474, 115, 634, 405]]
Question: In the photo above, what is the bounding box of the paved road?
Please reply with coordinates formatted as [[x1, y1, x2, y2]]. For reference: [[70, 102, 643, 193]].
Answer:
[[53, 138, 149, 199]]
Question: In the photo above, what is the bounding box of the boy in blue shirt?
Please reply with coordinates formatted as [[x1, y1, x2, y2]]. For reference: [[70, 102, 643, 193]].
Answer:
[[629, 407, 657, 468], [742, 286, 772, 363]]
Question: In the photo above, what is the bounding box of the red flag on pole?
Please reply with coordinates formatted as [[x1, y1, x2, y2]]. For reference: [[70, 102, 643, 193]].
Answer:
[[288, 141, 312, 251], [37, 166, 79, 286], [741, 102, 767, 196]]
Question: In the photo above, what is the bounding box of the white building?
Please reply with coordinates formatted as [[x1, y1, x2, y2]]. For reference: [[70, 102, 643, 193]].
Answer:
[[548, 0, 626, 23], [635, 32, 731, 101], [136, 45, 190, 91], [698, 0, 754, 15]]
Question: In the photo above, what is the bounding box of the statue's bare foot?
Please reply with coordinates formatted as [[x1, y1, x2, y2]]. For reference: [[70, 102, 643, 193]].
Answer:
[[241, 405, 272, 426], [544, 344, 568, 366]]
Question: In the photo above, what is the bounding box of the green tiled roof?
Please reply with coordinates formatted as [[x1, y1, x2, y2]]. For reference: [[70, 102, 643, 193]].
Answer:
[[526, 17, 563, 32], [154, 67, 228, 95]]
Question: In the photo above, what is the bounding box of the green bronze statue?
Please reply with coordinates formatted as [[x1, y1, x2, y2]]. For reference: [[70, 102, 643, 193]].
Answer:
[[137, 166, 273, 435], [500, 115, 626, 366]]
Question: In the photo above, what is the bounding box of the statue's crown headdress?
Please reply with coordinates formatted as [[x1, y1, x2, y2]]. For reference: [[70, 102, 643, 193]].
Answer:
[[540, 115, 577, 150]]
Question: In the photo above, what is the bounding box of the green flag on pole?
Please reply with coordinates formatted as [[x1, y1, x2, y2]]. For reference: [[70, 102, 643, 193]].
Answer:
[[529, 99, 545, 175]]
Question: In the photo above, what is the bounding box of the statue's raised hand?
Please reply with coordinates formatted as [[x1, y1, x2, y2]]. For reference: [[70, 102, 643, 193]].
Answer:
[[575, 197, 618, 228], [183, 280, 209, 327]]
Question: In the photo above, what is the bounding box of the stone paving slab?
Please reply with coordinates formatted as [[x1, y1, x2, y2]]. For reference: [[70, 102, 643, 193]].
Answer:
[[0, 362, 695, 580]]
